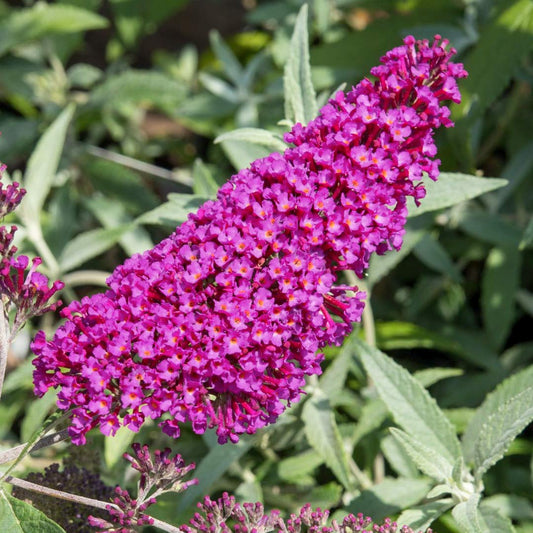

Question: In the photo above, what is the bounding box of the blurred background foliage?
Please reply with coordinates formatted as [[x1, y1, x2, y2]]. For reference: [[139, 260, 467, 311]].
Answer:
[[0, 0, 532, 532]]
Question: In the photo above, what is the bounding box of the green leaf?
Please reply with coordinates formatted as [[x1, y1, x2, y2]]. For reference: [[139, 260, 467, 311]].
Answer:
[[413, 233, 463, 282], [479, 505, 516, 533], [90, 70, 186, 112], [458, 0, 533, 117], [462, 365, 533, 464], [483, 494, 533, 521], [368, 218, 430, 286], [481, 246, 522, 351], [277, 449, 323, 482], [414, 368, 464, 388], [319, 331, 359, 400], [358, 340, 461, 463], [0, 4, 107, 56], [215, 128, 288, 154], [390, 428, 455, 482], [301, 389, 354, 490], [0, 491, 65, 532], [59, 225, 131, 272], [220, 139, 273, 171], [283, 4, 318, 125], [21, 389, 57, 443], [21, 105, 75, 221], [375, 321, 464, 357], [176, 434, 252, 514], [209, 31, 245, 88], [520, 217, 533, 250], [104, 425, 136, 469], [135, 194, 208, 227], [473, 387, 533, 479], [397, 498, 454, 531], [408, 174, 508, 217], [344, 478, 432, 521], [492, 141, 533, 211], [192, 159, 219, 198], [459, 213, 522, 247], [381, 433, 419, 478], [516, 290, 533, 318], [452, 494, 485, 533], [85, 195, 153, 256]]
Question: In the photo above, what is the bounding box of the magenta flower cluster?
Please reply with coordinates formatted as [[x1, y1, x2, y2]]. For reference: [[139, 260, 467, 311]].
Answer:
[[32, 36, 466, 445], [0, 169, 63, 332], [184, 493, 430, 533]]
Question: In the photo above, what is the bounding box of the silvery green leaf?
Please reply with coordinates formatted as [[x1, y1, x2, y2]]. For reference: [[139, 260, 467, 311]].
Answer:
[[21, 104, 75, 223], [199, 72, 239, 103], [219, 139, 273, 171], [209, 30, 245, 88], [59, 226, 132, 273], [413, 367, 464, 388], [215, 128, 287, 153], [483, 494, 533, 521], [381, 433, 419, 478], [283, 4, 318, 125], [389, 428, 454, 483], [301, 389, 354, 490], [397, 498, 454, 531], [85, 195, 153, 256], [192, 159, 219, 198], [344, 478, 432, 520], [407, 173, 508, 217], [135, 194, 208, 226], [176, 433, 253, 514], [474, 387, 533, 479], [413, 233, 463, 282], [463, 366, 533, 463], [277, 449, 323, 482], [479, 505, 516, 533], [452, 494, 485, 533], [104, 425, 136, 469], [368, 217, 430, 287], [358, 340, 461, 462]]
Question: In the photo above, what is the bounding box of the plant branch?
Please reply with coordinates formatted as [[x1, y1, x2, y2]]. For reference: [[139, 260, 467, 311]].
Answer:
[[5, 476, 185, 533], [0, 429, 70, 466]]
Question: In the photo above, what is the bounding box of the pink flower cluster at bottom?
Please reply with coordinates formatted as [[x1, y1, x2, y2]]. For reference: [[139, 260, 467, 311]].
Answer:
[[32, 36, 466, 445]]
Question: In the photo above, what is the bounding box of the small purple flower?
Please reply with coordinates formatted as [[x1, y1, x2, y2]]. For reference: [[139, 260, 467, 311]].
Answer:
[[32, 36, 467, 445]]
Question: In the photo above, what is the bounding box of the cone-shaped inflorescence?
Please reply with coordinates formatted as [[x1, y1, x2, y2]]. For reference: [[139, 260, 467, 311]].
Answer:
[[32, 36, 466, 445]]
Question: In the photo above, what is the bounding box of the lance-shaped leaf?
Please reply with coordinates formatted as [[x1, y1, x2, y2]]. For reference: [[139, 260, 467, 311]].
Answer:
[[301, 389, 354, 490], [390, 428, 454, 483], [407, 173, 507, 217], [215, 128, 288, 154], [397, 498, 454, 532], [358, 340, 461, 463], [0, 490, 65, 532], [479, 505, 515, 533], [473, 387, 533, 480], [452, 494, 485, 533], [21, 105, 75, 224], [462, 366, 533, 464], [284, 5, 318, 125], [482, 246, 522, 351]]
